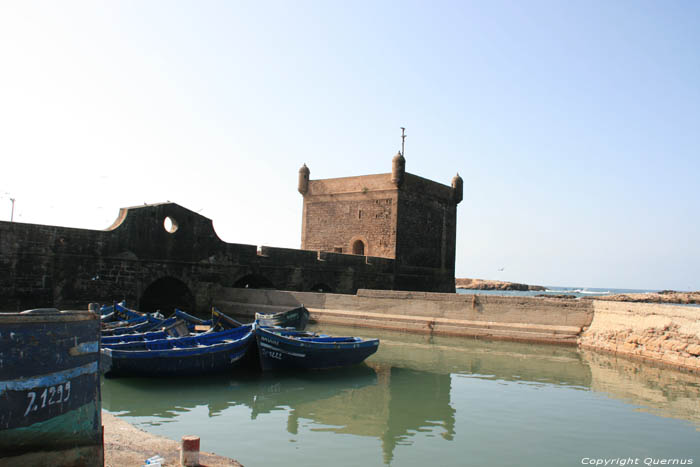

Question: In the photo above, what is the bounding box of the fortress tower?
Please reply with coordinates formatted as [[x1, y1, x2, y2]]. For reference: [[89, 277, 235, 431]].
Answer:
[[298, 154, 463, 292]]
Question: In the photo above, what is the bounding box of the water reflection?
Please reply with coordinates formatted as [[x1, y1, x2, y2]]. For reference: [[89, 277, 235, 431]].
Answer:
[[102, 364, 454, 463], [102, 324, 700, 466], [581, 349, 700, 426]]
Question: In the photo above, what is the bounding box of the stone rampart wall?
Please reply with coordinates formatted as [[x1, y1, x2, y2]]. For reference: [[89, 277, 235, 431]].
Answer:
[[1, 203, 457, 311]]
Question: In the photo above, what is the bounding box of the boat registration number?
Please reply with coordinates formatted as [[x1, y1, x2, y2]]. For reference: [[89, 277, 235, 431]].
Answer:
[[268, 350, 283, 360], [23, 381, 71, 417]]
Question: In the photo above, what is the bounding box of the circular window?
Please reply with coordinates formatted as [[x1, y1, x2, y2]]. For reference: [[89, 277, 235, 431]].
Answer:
[[163, 216, 179, 234]]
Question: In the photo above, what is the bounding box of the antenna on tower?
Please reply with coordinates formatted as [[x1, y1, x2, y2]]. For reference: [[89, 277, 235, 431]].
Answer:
[[400, 127, 407, 157]]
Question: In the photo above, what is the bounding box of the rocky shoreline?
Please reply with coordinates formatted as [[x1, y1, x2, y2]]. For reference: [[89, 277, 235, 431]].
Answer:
[[455, 278, 545, 291], [587, 291, 700, 305]]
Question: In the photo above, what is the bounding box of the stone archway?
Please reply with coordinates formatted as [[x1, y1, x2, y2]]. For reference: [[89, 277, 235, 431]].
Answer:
[[233, 274, 275, 289], [352, 240, 365, 255], [140, 276, 196, 315], [349, 235, 369, 256]]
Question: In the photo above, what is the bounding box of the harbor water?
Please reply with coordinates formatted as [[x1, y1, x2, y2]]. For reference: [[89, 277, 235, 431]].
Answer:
[[102, 323, 700, 466]]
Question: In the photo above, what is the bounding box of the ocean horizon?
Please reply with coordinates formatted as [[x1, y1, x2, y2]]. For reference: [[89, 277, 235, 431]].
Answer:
[[456, 285, 658, 299]]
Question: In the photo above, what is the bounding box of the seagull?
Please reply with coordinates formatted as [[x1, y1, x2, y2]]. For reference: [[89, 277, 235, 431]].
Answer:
[[498, 267, 505, 272]]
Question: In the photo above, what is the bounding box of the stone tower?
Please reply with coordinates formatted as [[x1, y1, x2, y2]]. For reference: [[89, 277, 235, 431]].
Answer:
[[299, 155, 462, 292]]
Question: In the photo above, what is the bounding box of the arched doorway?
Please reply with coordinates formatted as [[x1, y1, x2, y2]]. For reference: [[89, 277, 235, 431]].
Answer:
[[140, 277, 196, 315], [352, 240, 365, 255], [233, 274, 275, 289], [310, 283, 333, 293]]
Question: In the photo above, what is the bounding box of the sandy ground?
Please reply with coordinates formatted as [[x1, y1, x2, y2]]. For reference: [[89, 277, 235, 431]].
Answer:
[[103, 411, 242, 467]]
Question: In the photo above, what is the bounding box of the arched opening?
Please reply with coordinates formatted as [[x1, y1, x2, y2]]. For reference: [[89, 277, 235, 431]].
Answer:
[[310, 283, 333, 293], [140, 277, 195, 315], [233, 274, 275, 289], [352, 239, 365, 255]]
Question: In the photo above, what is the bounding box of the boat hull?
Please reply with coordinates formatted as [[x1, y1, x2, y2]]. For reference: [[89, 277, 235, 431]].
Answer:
[[101, 328, 255, 377], [256, 328, 379, 371], [255, 306, 309, 330], [0, 310, 102, 465]]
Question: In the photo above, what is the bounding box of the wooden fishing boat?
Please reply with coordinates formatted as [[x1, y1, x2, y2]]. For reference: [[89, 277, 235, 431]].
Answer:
[[254, 306, 309, 329], [255, 326, 379, 371], [211, 307, 244, 329], [100, 313, 165, 337], [101, 328, 171, 346], [0, 309, 102, 464], [100, 301, 143, 322], [101, 325, 256, 377], [101, 309, 216, 345]]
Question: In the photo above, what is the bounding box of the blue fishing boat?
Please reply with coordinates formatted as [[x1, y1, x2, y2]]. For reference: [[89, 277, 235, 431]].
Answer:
[[211, 307, 244, 329], [100, 309, 216, 345], [255, 305, 309, 329], [101, 328, 171, 346], [100, 301, 143, 321], [255, 326, 379, 371], [0, 309, 103, 465], [100, 313, 165, 336], [101, 325, 256, 377], [99, 301, 133, 322]]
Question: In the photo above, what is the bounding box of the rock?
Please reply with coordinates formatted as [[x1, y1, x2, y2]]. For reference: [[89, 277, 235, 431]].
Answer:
[[588, 291, 700, 305], [455, 278, 545, 291]]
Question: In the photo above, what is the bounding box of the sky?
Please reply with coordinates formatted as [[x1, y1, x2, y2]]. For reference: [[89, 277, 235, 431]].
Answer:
[[1, 1, 699, 291]]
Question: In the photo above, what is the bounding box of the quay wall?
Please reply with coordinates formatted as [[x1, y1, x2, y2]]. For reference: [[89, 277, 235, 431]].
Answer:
[[579, 300, 700, 374], [214, 288, 593, 345], [217, 288, 700, 372]]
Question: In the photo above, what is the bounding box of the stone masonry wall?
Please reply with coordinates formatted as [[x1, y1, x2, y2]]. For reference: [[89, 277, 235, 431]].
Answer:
[[303, 196, 396, 258], [300, 171, 458, 292], [395, 191, 455, 270], [0, 202, 456, 312]]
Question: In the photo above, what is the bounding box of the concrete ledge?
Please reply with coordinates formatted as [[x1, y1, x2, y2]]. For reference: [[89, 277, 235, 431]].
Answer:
[[213, 288, 700, 364], [308, 308, 581, 345]]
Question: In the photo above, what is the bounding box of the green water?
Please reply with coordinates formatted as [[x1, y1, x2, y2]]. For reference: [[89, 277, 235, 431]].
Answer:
[[102, 324, 700, 466]]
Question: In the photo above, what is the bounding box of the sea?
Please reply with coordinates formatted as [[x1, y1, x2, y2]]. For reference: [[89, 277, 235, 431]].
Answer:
[[456, 285, 657, 298]]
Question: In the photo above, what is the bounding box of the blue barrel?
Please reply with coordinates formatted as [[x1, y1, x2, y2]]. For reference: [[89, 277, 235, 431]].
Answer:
[[0, 309, 102, 466]]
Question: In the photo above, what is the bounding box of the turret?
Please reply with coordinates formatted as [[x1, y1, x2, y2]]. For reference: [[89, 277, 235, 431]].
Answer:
[[391, 152, 405, 187], [451, 173, 463, 204], [298, 163, 310, 195]]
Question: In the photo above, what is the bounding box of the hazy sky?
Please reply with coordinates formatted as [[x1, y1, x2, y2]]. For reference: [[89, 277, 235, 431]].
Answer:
[[1, 1, 698, 290]]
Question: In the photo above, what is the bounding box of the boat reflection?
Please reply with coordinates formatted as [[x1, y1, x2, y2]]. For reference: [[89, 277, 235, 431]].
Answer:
[[101, 363, 455, 463]]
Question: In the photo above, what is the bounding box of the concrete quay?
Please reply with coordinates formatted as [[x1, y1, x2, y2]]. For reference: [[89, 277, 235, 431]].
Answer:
[[216, 287, 591, 345], [214, 287, 700, 373]]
